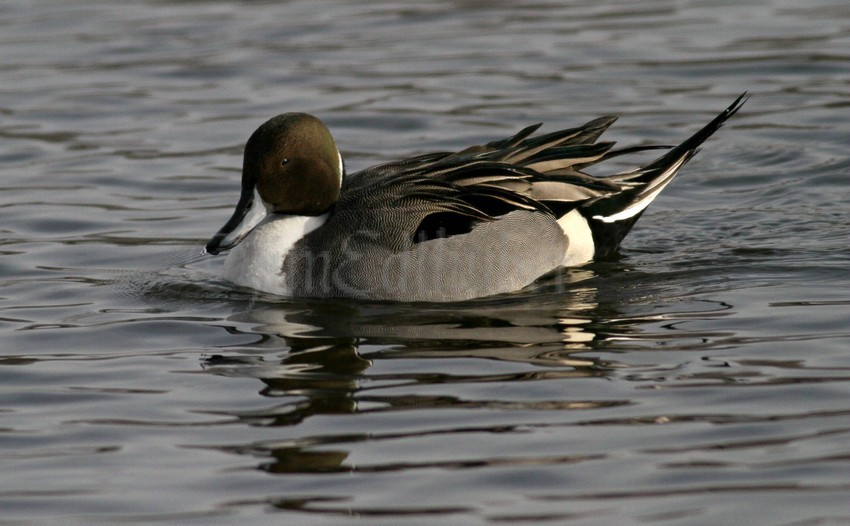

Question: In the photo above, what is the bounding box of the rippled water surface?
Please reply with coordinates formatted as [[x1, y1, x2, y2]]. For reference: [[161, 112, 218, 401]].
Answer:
[[2, 1, 849, 524]]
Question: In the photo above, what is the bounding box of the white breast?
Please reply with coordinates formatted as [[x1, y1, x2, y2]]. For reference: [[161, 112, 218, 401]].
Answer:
[[222, 213, 329, 295]]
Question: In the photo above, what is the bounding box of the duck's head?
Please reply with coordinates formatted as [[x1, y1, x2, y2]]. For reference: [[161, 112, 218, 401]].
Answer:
[[205, 113, 343, 255]]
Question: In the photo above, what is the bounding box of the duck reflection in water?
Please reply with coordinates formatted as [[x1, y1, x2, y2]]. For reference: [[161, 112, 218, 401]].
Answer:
[[199, 266, 683, 476]]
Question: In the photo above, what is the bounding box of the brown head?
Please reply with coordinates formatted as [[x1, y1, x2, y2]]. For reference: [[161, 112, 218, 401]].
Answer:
[[206, 113, 344, 254], [242, 113, 342, 215]]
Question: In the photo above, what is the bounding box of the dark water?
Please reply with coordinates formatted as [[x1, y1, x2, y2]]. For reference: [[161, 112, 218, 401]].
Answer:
[[2, 1, 849, 524]]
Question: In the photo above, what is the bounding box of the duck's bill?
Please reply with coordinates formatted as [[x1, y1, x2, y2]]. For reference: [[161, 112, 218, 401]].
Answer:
[[205, 187, 268, 255]]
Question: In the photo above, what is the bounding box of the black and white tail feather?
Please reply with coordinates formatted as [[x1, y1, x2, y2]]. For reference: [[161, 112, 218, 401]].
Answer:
[[340, 93, 747, 263], [578, 93, 747, 257]]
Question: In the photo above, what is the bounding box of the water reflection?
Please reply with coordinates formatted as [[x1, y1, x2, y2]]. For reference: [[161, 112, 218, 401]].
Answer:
[[198, 266, 676, 477]]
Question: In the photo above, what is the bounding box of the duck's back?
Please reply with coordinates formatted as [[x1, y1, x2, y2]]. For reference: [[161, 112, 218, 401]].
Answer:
[[285, 205, 567, 302], [283, 162, 568, 301]]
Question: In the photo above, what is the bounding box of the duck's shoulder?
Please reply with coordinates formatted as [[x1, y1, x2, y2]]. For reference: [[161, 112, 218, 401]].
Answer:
[[329, 154, 552, 245], [337, 152, 453, 198], [334, 116, 629, 216]]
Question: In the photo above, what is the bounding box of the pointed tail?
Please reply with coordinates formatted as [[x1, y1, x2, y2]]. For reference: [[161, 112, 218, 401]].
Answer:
[[581, 93, 747, 257]]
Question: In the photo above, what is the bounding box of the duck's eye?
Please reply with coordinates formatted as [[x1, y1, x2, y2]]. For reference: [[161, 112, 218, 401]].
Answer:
[[280, 158, 290, 166]]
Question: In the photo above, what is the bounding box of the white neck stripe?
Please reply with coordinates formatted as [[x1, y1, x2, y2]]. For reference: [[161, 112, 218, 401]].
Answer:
[[337, 151, 344, 184]]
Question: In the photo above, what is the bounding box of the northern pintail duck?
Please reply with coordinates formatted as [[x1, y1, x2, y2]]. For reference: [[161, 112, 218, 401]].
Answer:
[[206, 94, 746, 301]]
